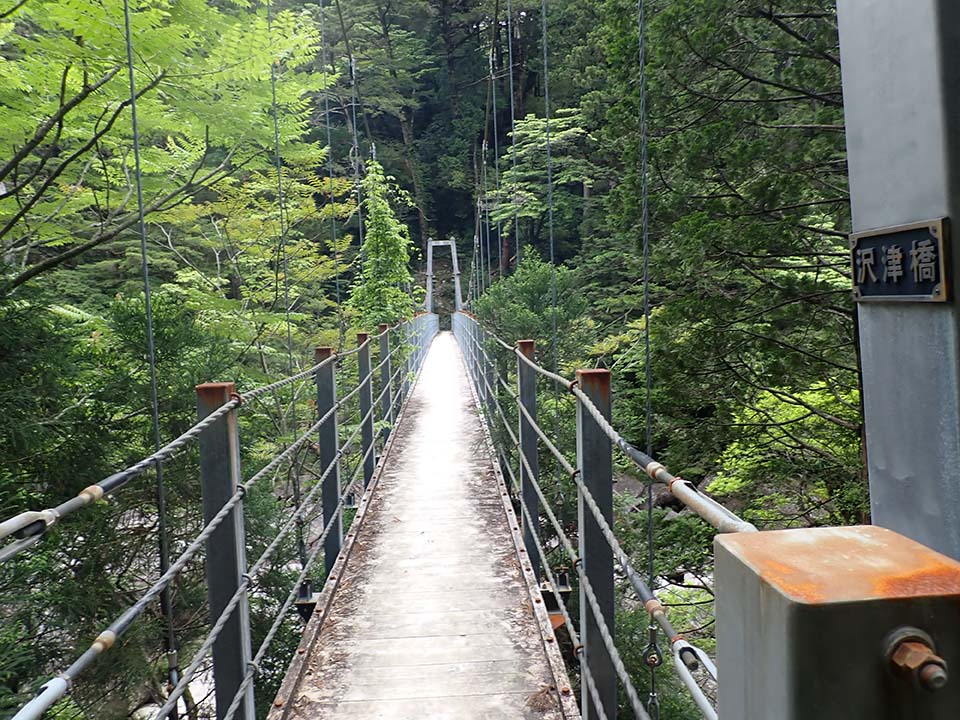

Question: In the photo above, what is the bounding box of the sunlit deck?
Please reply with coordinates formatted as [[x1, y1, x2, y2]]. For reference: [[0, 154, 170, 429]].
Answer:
[[269, 332, 577, 720]]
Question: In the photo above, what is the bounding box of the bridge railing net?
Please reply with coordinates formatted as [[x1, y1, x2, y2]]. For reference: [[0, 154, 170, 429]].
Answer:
[[2, 313, 439, 720], [452, 310, 745, 720]]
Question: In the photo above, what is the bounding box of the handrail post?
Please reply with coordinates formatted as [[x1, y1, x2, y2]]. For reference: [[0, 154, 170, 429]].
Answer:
[[196, 382, 255, 720], [378, 324, 392, 441], [482, 327, 495, 418], [516, 340, 541, 580], [315, 347, 342, 574], [576, 368, 616, 720], [402, 320, 411, 400], [357, 333, 376, 487], [476, 323, 486, 405], [471, 317, 480, 392]]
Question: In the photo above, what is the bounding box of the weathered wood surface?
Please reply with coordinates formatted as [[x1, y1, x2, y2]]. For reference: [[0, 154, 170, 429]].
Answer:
[[272, 332, 577, 720]]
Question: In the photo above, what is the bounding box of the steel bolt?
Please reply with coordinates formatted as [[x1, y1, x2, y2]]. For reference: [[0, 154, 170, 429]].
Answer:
[[889, 637, 949, 692], [920, 662, 949, 692]]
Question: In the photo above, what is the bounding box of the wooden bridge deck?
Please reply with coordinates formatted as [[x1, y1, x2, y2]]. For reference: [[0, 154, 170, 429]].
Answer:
[[270, 332, 578, 720]]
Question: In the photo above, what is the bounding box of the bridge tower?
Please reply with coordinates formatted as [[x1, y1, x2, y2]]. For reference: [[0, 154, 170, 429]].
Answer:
[[837, 0, 960, 560]]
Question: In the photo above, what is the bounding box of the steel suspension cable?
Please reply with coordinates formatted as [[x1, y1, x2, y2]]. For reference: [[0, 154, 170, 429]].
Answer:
[[266, 0, 307, 573], [349, 57, 365, 257], [637, 0, 661, 711], [539, 0, 567, 525], [490, 46, 504, 277], [320, 0, 345, 351], [505, 0, 521, 265], [121, 2, 179, 709]]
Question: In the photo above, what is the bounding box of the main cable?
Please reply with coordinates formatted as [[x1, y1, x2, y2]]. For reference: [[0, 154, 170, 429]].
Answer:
[[320, 0, 345, 351], [349, 56, 365, 258], [490, 44, 503, 278], [121, 2, 179, 713], [505, 0, 521, 265], [540, 0, 564, 509], [266, 0, 306, 570], [638, 0, 661, 714]]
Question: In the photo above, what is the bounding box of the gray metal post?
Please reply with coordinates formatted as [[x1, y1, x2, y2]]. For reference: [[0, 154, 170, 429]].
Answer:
[[402, 320, 411, 400], [474, 322, 485, 404], [378, 323, 392, 441], [357, 333, 376, 487], [196, 382, 255, 720], [716, 525, 960, 719], [482, 327, 495, 417], [425, 242, 434, 313], [516, 340, 541, 580], [575, 368, 615, 720], [315, 347, 342, 574], [837, 0, 960, 559]]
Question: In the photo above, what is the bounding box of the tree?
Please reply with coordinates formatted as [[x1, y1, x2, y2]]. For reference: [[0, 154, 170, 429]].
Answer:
[[347, 160, 416, 326]]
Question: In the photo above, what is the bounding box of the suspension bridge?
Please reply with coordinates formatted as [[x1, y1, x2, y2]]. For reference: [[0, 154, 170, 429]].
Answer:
[[3, 283, 960, 720], [4, 0, 960, 717]]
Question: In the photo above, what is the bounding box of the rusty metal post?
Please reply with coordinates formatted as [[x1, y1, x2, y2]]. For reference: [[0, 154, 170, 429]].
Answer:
[[357, 333, 376, 487], [576, 368, 615, 720], [378, 324, 392, 441], [517, 340, 541, 580], [315, 347, 342, 574], [196, 382, 255, 720], [716, 525, 960, 719]]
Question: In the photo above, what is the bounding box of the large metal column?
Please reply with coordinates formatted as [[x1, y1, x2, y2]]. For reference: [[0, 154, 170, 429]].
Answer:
[[716, 525, 960, 719], [516, 340, 541, 581], [315, 347, 342, 574], [575, 368, 615, 720], [837, 0, 960, 559], [357, 333, 376, 487], [196, 382, 255, 720]]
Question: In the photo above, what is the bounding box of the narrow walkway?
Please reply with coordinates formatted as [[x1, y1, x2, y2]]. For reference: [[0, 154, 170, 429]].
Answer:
[[271, 332, 576, 720]]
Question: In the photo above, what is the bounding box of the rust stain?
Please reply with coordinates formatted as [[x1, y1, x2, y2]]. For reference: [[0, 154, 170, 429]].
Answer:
[[755, 559, 826, 604], [720, 526, 960, 604], [875, 563, 960, 597]]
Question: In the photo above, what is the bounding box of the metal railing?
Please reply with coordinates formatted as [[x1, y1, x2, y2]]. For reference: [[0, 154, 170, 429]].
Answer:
[[452, 310, 735, 720], [5, 313, 439, 720]]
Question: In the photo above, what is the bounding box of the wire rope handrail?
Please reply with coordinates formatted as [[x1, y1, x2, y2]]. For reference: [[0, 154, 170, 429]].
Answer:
[[0, 318, 423, 564], [453, 310, 720, 719], [455, 310, 755, 535], [10, 313, 439, 720]]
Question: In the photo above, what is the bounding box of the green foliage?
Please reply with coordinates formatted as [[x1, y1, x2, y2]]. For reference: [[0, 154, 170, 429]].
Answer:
[[347, 161, 416, 326], [0, 0, 870, 716], [474, 255, 593, 371]]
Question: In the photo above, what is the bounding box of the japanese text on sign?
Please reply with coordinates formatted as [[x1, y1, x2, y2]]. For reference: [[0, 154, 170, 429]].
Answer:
[[850, 219, 949, 302]]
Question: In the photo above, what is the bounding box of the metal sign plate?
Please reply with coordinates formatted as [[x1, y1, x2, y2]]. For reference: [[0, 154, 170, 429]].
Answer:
[[850, 218, 950, 302]]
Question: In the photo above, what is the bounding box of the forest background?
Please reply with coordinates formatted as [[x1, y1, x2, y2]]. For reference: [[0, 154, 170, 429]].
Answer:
[[0, 1, 858, 718]]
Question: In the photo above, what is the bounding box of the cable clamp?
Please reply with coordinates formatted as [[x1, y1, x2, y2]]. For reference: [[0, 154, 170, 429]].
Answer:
[[0, 509, 57, 563], [247, 660, 260, 677], [568, 380, 580, 395], [572, 643, 584, 656], [569, 468, 581, 480]]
